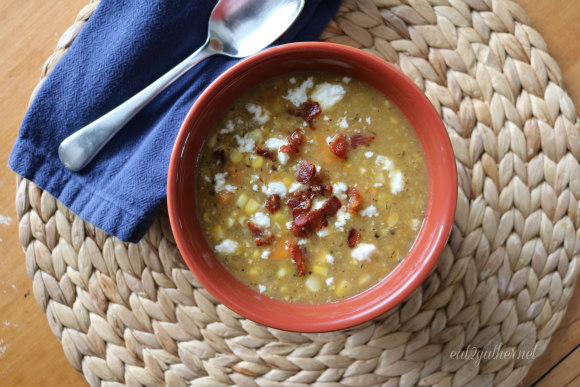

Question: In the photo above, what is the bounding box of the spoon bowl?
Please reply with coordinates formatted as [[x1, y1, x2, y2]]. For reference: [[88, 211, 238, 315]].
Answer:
[[58, 0, 305, 172], [209, 0, 305, 58]]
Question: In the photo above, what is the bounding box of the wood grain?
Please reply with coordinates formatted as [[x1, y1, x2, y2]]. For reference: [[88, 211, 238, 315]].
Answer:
[[0, 0, 578, 386]]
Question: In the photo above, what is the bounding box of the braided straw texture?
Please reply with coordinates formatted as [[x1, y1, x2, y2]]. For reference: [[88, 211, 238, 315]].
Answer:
[[17, 0, 580, 386]]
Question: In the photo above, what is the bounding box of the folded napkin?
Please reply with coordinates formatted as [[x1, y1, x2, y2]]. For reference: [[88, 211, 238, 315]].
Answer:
[[9, 0, 341, 242]]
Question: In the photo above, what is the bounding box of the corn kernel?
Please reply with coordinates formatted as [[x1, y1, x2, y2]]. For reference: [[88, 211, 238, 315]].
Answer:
[[249, 266, 259, 277], [245, 199, 260, 214], [207, 134, 217, 148], [335, 280, 350, 296], [252, 155, 264, 168], [315, 252, 327, 262], [312, 264, 328, 276], [305, 276, 321, 292], [358, 273, 371, 286], [252, 251, 259, 259], [213, 225, 225, 240], [236, 193, 248, 208], [272, 211, 287, 224], [282, 177, 293, 187], [247, 129, 263, 142], [230, 149, 243, 163]]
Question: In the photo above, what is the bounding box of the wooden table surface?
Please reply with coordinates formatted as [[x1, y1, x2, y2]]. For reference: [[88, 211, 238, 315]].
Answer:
[[0, 1, 578, 386]]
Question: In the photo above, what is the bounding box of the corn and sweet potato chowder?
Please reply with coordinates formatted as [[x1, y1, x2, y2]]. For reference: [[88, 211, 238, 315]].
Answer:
[[196, 72, 428, 304]]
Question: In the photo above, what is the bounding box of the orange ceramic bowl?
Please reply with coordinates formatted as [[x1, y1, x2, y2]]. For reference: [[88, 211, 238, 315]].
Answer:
[[167, 42, 456, 332]]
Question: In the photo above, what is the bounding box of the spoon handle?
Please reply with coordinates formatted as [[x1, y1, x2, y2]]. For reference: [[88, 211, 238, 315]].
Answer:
[[59, 39, 216, 172]]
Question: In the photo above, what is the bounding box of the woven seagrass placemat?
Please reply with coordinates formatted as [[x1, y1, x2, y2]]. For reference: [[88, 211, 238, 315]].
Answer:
[[17, 0, 580, 386]]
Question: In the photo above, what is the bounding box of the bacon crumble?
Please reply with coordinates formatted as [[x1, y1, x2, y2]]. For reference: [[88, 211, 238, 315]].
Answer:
[[289, 129, 305, 146], [288, 195, 342, 237], [247, 221, 274, 246], [329, 134, 349, 159], [347, 228, 362, 248], [256, 147, 276, 161], [347, 186, 361, 213], [288, 101, 321, 128], [296, 160, 317, 184], [287, 241, 307, 276], [265, 194, 281, 214], [350, 134, 375, 149]]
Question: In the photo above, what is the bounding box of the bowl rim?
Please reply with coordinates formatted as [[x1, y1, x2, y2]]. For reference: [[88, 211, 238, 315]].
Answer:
[[167, 41, 457, 332]]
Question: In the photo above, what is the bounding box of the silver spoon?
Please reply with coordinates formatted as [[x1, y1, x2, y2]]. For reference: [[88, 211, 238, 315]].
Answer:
[[59, 0, 305, 171]]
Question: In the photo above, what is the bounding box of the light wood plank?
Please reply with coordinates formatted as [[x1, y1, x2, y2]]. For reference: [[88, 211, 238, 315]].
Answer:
[[0, 1, 90, 386], [521, 285, 580, 386], [535, 347, 580, 387]]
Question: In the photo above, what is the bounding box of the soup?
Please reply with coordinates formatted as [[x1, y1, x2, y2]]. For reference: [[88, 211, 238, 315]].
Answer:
[[196, 72, 428, 304]]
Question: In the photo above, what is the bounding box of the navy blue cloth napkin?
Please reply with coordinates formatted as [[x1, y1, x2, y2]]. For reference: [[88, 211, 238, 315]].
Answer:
[[9, 0, 341, 242]]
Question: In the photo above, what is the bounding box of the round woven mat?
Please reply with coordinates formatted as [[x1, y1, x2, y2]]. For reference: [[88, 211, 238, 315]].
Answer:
[[17, 0, 580, 386]]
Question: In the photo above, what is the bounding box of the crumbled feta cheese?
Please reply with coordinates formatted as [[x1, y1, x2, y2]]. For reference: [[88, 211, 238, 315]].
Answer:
[[214, 172, 237, 193], [390, 170, 404, 194], [360, 205, 379, 217], [289, 182, 306, 193], [323, 115, 330, 121], [326, 254, 335, 264], [258, 285, 266, 293], [325, 136, 333, 145], [215, 239, 238, 254], [310, 82, 346, 110], [298, 239, 307, 246], [374, 183, 383, 187], [289, 77, 296, 84], [265, 137, 285, 150], [365, 151, 374, 158], [312, 199, 326, 210], [219, 120, 235, 134], [278, 152, 290, 165], [284, 77, 313, 107], [317, 229, 329, 238], [234, 133, 255, 153], [334, 207, 351, 231], [351, 243, 378, 262], [261, 250, 270, 259], [203, 175, 211, 182], [264, 137, 290, 165], [342, 76, 351, 84], [360, 168, 367, 175], [246, 103, 269, 124], [376, 155, 394, 171], [252, 184, 259, 191], [251, 212, 270, 228], [286, 221, 293, 230], [326, 277, 334, 286], [338, 116, 348, 129], [333, 182, 347, 200], [262, 181, 287, 197], [366, 117, 371, 124]]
